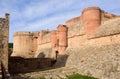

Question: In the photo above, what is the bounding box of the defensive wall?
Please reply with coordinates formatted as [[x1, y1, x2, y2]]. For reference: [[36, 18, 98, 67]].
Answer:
[[12, 7, 120, 58], [64, 7, 120, 79], [11, 7, 120, 79]]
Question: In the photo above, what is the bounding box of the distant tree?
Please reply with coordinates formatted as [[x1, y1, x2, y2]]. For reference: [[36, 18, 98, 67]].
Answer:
[[8, 43, 13, 48]]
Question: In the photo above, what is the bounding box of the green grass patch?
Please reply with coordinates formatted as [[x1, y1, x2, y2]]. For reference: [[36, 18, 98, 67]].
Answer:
[[39, 78, 46, 79], [62, 73, 98, 79]]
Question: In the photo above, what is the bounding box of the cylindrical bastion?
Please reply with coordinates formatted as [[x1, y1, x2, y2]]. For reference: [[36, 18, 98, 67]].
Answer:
[[12, 32, 34, 58]]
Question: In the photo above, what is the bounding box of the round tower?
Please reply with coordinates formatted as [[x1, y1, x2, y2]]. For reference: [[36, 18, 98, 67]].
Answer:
[[82, 7, 101, 35], [57, 25, 68, 55], [12, 32, 34, 58]]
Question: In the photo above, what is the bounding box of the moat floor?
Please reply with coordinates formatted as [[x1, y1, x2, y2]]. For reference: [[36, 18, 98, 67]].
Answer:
[[10, 67, 80, 79]]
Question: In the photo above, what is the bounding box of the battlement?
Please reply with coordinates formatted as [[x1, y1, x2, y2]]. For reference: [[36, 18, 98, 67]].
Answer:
[[14, 32, 32, 36]]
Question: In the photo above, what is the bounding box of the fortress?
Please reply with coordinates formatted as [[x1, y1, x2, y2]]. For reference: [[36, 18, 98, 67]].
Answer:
[[12, 7, 120, 58], [8, 7, 120, 79]]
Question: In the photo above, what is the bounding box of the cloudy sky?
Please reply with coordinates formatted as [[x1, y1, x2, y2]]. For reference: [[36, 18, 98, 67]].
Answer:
[[0, 0, 120, 42]]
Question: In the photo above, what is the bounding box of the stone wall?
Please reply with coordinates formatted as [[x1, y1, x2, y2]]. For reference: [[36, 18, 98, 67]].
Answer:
[[64, 7, 120, 79], [0, 14, 9, 75], [34, 31, 52, 58], [12, 31, 52, 58], [65, 44, 120, 79], [54, 7, 120, 79], [9, 57, 53, 73], [66, 33, 120, 63], [12, 25, 68, 58]]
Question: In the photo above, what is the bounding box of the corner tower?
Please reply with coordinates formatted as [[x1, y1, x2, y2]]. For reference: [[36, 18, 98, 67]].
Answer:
[[82, 7, 101, 36]]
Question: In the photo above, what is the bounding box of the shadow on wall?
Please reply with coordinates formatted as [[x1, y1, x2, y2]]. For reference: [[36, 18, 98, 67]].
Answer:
[[36, 51, 69, 68], [8, 52, 69, 74], [8, 57, 53, 74], [53, 54, 69, 68], [37, 52, 45, 58]]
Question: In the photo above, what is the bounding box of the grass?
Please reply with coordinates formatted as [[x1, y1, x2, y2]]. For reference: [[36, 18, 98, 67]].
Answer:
[[64, 73, 98, 79], [39, 78, 46, 79]]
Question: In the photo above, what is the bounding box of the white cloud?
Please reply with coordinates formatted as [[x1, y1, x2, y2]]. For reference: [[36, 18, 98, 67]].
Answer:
[[23, 10, 81, 31], [0, 0, 120, 42]]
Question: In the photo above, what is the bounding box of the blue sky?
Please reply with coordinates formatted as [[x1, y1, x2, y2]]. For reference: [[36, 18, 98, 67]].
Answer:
[[0, 0, 120, 43]]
